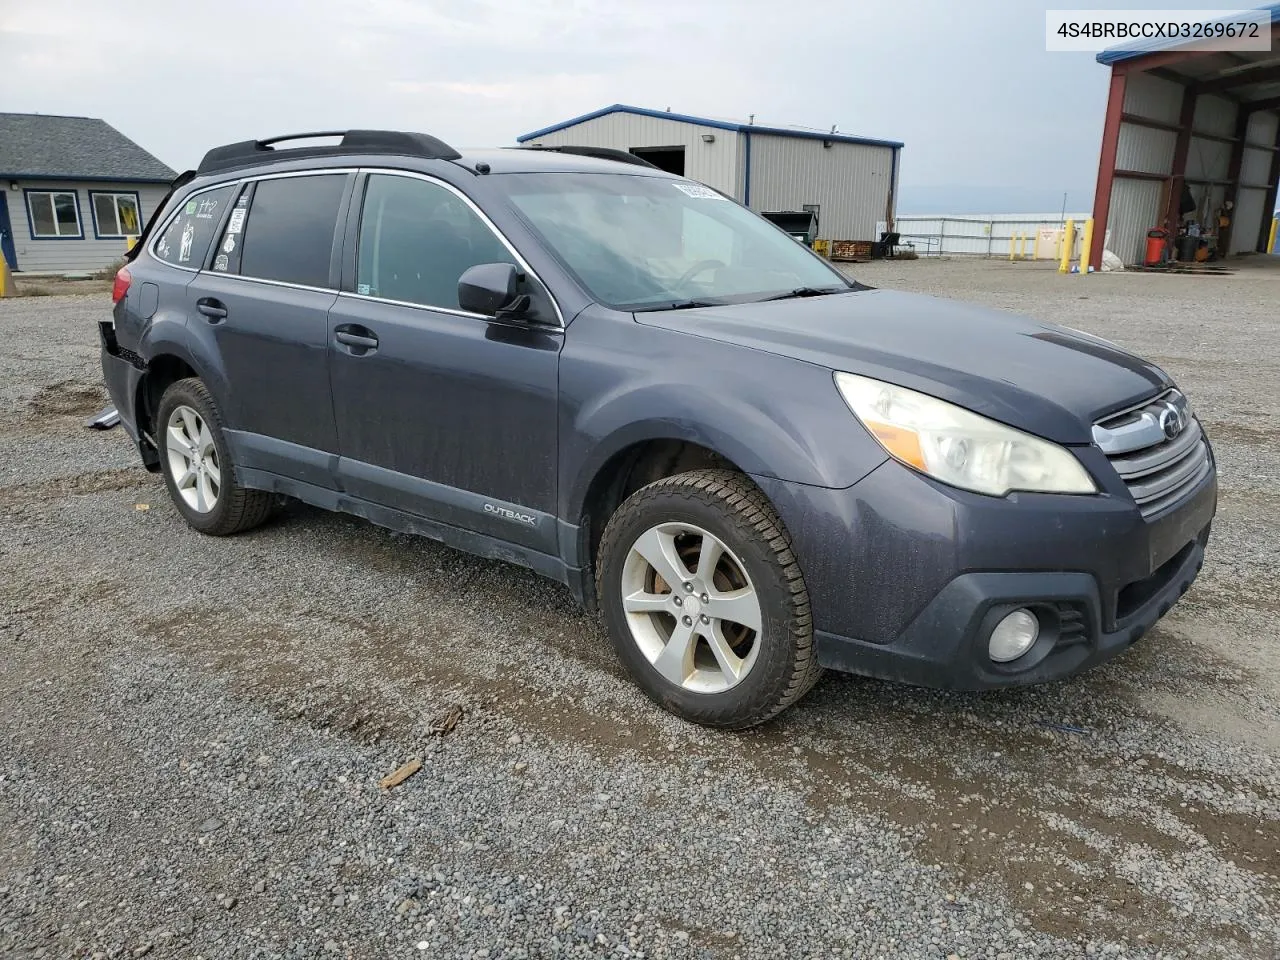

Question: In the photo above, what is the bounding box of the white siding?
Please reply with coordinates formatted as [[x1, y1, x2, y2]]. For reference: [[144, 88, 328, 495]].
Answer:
[[1192, 95, 1238, 138], [7, 179, 168, 273], [521, 114, 740, 196], [1123, 72, 1184, 124], [1231, 187, 1269, 254], [1108, 178, 1163, 264], [746, 134, 894, 241], [1116, 124, 1175, 175], [1242, 147, 1273, 186], [1186, 137, 1232, 181], [1246, 111, 1278, 149]]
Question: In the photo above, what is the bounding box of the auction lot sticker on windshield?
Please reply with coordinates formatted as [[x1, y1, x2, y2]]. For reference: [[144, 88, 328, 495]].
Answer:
[[673, 182, 725, 200]]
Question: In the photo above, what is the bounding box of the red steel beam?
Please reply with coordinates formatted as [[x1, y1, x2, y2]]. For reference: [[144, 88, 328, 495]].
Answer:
[[1164, 84, 1199, 238], [1220, 106, 1253, 253], [1090, 69, 1128, 270]]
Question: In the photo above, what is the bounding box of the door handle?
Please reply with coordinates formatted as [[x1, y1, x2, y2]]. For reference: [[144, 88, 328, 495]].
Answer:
[[334, 326, 379, 352], [196, 298, 228, 322]]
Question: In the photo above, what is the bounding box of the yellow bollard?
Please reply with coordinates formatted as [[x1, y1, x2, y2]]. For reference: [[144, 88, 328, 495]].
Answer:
[[1059, 220, 1075, 273], [125, 235, 137, 253], [1009, 234, 1016, 261], [1078, 218, 1094, 275], [1019, 233, 1028, 260], [0, 253, 14, 297], [1269, 217, 1278, 254]]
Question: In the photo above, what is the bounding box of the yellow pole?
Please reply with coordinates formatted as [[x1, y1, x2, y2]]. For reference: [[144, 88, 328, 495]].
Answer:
[[1033, 230, 1042, 260], [1079, 218, 1094, 274], [1269, 217, 1278, 254], [1009, 233, 1016, 261], [0, 253, 14, 297], [125, 236, 137, 253], [1020, 233, 1028, 259], [1059, 219, 1075, 273]]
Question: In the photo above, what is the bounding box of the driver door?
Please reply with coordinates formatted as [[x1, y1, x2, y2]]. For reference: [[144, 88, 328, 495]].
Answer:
[[327, 171, 563, 554]]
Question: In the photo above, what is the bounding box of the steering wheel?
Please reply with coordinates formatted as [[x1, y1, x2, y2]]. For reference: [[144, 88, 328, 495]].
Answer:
[[675, 259, 726, 288]]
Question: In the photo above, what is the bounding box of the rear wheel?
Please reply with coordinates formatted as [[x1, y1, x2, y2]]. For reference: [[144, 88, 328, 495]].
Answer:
[[596, 469, 821, 728], [156, 378, 275, 536]]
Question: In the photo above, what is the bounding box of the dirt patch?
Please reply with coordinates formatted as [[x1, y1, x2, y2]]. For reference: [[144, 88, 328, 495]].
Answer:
[[0, 467, 150, 508], [28, 380, 108, 417]]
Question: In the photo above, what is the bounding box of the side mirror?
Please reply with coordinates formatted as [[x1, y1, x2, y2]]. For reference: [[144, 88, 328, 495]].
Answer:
[[458, 262, 530, 319]]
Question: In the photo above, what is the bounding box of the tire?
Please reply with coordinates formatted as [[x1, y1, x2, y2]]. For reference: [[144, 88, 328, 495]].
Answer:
[[596, 469, 822, 728], [155, 377, 275, 536]]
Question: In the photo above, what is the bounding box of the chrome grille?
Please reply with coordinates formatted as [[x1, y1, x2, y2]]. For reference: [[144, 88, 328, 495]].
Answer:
[[1093, 389, 1211, 519]]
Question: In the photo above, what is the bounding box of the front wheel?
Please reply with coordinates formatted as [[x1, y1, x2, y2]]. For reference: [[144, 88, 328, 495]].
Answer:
[[595, 470, 822, 728]]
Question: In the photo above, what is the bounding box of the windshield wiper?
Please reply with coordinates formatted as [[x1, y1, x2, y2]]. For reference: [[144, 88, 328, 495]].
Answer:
[[756, 286, 850, 302], [632, 299, 725, 313]]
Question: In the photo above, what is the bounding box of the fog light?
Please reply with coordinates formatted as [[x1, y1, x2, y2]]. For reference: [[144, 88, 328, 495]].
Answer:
[[988, 608, 1039, 662]]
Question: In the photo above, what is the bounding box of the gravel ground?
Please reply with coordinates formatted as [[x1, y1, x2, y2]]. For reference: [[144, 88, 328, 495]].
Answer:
[[1, 257, 1277, 959]]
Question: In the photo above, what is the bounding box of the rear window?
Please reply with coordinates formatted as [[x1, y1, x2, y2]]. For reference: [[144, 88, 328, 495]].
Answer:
[[153, 185, 236, 267], [233, 174, 347, 288]]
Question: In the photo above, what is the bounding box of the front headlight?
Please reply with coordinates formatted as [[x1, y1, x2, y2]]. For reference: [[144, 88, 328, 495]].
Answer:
[[834, 372, 1096, 497]]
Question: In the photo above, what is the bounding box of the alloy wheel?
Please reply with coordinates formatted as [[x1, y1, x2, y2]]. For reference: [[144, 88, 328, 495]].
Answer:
[[165, 404, 220, 514], [619, 521, 763, 693]]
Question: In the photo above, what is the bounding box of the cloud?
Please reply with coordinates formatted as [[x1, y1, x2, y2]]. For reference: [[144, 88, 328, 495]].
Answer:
[[2, 0, 1112, 208]]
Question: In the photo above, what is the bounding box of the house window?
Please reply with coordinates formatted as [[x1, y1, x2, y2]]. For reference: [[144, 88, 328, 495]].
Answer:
[[90, 191, 143, 238], [26, 191, 82, 239]]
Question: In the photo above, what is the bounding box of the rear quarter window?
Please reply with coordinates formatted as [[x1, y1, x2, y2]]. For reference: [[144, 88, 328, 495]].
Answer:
[[153, 185, 237, 267], [229, 174, 348, 288]]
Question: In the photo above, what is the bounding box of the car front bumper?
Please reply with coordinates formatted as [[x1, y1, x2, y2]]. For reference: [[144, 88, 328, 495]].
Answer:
[[753, 452, 1216, 691]]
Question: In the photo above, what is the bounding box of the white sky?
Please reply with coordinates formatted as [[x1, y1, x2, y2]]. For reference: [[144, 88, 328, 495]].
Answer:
[[0, 0, 1242, 212]]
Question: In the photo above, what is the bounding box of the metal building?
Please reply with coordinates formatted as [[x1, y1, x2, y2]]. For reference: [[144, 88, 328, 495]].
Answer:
[[1089, 5, 1280, 267], [516, 104, 904, 243]]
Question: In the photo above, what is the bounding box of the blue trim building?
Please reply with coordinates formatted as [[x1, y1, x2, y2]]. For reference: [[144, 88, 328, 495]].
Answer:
[[517, 104, 904, 242]]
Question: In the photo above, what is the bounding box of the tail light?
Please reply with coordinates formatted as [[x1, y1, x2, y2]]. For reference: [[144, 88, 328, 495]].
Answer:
[[111, 266, 132, 304]]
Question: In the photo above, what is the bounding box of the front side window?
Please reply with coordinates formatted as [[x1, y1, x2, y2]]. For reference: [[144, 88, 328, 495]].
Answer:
[[356, 174, 515, 310], [236, 174, 347, 287], [494, 173, 849, 310], [90, 191, 143, 237], [26, 191, 82, 238], [153, 184, 236, 267]]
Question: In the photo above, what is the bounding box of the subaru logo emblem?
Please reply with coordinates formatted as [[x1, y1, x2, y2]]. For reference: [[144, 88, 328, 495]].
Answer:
[[1158, 403, 1183, 440]]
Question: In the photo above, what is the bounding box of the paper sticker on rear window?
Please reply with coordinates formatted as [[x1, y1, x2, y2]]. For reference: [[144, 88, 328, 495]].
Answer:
[[672, 182, 724, 200]]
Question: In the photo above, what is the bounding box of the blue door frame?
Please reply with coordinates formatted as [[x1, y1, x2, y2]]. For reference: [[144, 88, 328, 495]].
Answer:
[[0, 192, 17, 270]]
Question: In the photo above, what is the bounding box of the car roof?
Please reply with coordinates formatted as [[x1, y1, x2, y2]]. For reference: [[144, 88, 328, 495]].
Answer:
[[458, 148, 675, 176]]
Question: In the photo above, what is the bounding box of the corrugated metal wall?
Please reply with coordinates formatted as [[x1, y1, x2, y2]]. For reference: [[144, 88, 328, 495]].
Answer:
[[1108, 178, 1163, 263], [1108, 65, 1280, 261], [521, 113, 741, 196], [1237, 109, 1278, 253], [879, 214, 1090, 257], [1123, 73, 1184, 124], [1247, 111, 1279, 150], [1231, 188, 1269, 254], [1116, 124, 1175, 175], [1193, 95, 1238, 138], [745, 135, 894, 241]]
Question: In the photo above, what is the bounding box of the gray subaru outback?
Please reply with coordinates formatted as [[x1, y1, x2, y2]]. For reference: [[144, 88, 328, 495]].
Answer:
[[101, 130, 1216, 728]]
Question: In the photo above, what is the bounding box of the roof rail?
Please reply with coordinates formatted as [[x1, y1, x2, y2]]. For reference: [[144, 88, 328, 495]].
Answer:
[[196, 130, 462, 175], [517, 145, 661, 169]]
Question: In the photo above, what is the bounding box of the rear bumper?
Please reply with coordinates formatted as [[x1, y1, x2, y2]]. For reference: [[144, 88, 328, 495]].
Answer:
[[755, 453, 1217, 690], [100, 330, 155, 467]]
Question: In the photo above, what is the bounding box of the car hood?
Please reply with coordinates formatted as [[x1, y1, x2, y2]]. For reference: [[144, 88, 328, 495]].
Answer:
[[635, 289, 1171, 444]]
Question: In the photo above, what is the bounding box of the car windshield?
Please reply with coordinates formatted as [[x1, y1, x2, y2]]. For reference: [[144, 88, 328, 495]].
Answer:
[[494, 172, 852, 311]]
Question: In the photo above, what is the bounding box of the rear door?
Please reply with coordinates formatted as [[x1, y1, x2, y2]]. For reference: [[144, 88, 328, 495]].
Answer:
[[185, 171, 352, 487]]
